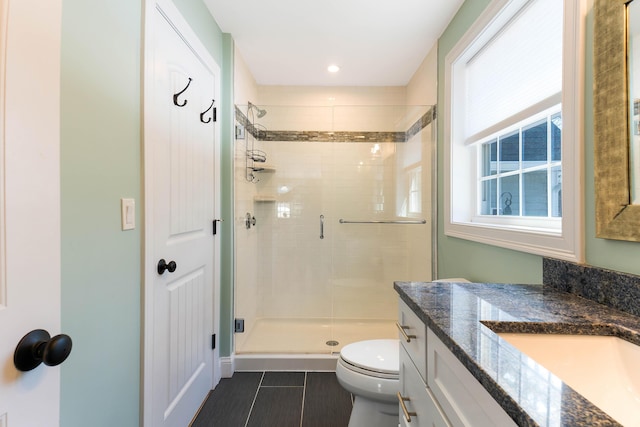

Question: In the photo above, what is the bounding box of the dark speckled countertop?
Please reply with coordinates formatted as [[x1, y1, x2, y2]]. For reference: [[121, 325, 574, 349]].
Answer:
[[394, 281, 640, 427]]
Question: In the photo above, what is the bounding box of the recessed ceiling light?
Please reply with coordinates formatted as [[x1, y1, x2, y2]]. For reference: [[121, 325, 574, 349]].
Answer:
[[327, 65, 340, 73]]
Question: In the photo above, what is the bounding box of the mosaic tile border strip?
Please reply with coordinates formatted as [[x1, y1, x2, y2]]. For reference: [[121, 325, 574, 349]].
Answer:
[[543, 257, 640, 317], [235, 105, 435, 143], [259, 130, 407, 143]]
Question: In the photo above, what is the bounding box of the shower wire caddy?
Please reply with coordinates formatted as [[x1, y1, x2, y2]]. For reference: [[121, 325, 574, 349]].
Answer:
[[245, 121, 267, 182]]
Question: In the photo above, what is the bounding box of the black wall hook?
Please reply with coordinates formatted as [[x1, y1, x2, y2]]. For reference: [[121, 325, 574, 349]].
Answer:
[[173, 77, 192, 107], [200, 99, 215, 123]]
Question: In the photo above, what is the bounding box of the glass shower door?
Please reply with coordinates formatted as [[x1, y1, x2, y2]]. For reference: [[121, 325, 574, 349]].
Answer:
[[233, 104, 434, 355]]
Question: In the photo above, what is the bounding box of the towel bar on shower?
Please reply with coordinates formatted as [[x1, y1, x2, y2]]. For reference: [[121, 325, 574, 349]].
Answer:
[[338, 219, 427, 224]]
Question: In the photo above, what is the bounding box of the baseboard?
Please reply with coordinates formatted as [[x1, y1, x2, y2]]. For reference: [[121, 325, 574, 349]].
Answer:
[[219, 356, 234, 378]]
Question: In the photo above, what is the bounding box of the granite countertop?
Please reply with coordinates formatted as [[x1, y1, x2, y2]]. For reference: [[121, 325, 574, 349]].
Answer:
[[394, 281, 640, 427]]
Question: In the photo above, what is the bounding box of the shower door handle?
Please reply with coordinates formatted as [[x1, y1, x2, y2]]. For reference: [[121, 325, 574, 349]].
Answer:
[[320, 215, 324, 239]]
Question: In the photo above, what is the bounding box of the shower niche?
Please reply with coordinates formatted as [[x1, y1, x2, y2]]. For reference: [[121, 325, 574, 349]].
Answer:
[[233, 103, 435, 361]]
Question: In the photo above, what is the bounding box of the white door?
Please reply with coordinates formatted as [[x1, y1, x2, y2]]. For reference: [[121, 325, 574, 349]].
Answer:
[[144, 1, 220, 426], [0, 0, 63, 425]]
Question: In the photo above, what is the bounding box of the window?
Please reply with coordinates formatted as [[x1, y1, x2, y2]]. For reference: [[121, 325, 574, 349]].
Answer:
[[444, 0, 584, 261], [397, 165, 422, 217], [277, 202, 291, 219], [408, 166, 422, 215], [479, 109, 562, 221]]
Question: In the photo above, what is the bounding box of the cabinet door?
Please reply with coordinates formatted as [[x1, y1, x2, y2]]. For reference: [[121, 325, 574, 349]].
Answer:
[[399, 346, 451, 427], [398, 300, 427, 380], [427, 329, 517, 427]]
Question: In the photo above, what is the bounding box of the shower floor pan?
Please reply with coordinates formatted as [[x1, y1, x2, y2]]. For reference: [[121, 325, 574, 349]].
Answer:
[[234, 317, 397, 371]]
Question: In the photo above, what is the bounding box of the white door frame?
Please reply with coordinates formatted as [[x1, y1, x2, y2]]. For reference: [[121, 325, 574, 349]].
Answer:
[[142, 0, 222, 425]]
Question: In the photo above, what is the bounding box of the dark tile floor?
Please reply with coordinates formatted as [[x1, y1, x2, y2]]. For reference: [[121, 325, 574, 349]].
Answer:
[[191, 371, 353, 427]]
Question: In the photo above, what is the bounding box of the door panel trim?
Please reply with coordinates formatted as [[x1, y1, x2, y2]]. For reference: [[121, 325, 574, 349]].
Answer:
[[0, 0, 7, 309]]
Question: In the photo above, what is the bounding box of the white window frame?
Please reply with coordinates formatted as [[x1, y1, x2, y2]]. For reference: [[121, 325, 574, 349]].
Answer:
[[443, 0, 585, 262]]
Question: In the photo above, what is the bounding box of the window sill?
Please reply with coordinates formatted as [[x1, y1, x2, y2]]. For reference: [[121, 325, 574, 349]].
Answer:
[[444, 220, 580, 262], [470, 215, 561, 233]]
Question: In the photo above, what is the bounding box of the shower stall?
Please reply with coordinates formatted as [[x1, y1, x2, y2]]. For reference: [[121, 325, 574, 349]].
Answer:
[[233, 103, 435, 369]]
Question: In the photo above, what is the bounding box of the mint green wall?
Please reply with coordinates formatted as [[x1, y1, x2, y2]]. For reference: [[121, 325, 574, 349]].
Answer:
[[219, 34, 235, 358], [172, 0, 223, 60], [60, 1, 142, 425], [437, 0, 640, 284], [60, 1, 232, 426], [436, 0, 542, 284]]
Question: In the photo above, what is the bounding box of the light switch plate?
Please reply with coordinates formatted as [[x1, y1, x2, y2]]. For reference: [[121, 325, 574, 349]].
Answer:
[[121, 198, 135, 230]]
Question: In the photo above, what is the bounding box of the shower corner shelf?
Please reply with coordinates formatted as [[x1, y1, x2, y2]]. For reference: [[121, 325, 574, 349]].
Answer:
[[254, 195, 277, 203], [249, 165, 276, 173]]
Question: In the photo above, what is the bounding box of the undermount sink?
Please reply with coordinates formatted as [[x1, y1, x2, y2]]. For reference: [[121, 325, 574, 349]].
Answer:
[[498, 333, 640, 427]]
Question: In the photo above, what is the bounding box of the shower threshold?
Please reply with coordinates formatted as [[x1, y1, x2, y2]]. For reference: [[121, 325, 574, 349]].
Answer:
[[234, 353, 340, 372], [233, 317, 396, 371]]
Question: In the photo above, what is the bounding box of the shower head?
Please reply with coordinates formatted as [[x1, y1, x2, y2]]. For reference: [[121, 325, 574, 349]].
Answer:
[[248, 102, 267, 118]]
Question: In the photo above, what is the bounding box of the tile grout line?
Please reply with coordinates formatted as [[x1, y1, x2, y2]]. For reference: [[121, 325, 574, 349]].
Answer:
[[243, 371, 265, 427], [299, 372, 308, 427], [260, 385, 305, 388]]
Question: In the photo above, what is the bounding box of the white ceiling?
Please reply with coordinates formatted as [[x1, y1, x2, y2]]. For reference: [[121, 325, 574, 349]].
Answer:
[[203, 0, 465, 86]]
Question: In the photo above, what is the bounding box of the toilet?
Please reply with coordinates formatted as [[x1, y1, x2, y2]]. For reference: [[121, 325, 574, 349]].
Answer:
[[335, 339, 399, 427]]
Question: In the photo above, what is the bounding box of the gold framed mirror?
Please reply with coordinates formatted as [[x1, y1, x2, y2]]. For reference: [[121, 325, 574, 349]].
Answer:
[[594, 0, 640, 241]]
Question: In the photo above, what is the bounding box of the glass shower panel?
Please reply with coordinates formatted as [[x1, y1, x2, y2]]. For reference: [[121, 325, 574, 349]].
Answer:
[[234, 104, 434, 355], [257, 140, 333, 319]]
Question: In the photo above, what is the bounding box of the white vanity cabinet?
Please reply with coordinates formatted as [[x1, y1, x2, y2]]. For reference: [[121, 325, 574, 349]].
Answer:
[[398, 299, 517, 427], [399, 345, 450, 427], [398, 300, 448, 427]]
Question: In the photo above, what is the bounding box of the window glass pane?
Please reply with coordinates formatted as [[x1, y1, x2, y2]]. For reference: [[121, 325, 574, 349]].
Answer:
[[277, 202, 291, 219], [499, 131, 519, 173], [551, 165, 562, 217], [522, 119, 548, 168], [499, 175, 519, 216], [523, 170, 548, 216], [481, 178, 497, 215], [475, 109, 561, 221], [408, 167, 422, 214], [551, 113, 562, 161], [482, 140, 497, 176]]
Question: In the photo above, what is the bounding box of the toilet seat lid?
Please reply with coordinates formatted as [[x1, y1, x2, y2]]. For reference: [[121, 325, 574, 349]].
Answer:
[[339, 339, 399, 375]]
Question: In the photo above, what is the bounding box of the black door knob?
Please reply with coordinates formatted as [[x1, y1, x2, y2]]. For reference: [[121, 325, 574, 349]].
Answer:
[[157, 258, 177, 275], [14, 329, 72, 372]]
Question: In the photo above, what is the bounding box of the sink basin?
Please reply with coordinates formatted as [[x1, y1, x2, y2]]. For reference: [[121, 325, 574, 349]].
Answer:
[[498, 333, 640, 427]]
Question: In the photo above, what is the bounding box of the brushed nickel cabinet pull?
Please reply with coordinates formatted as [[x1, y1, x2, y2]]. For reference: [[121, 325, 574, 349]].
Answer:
[[397, 392, 417, 422], [396, 322, 417, 343]]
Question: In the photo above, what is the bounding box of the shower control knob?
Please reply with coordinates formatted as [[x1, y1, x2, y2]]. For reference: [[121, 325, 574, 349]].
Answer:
[[157, 258, 177, 275]]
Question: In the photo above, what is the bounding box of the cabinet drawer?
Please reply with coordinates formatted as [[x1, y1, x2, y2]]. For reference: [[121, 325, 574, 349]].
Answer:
[[426, 329, 517, 427], [399, 345, 450, 427], [398, 299, 427, 380]]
